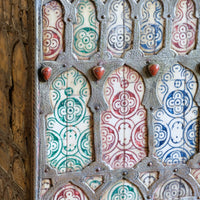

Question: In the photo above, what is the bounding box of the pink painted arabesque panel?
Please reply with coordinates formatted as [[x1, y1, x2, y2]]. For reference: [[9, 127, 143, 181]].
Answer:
[[101, 65, 147, 169], [171, 0, 197, 55]]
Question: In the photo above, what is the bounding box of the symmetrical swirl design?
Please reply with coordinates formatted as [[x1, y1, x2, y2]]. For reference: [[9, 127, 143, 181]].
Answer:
[[53, 183, 88, 200], [101, 65, 147, 169], [43, 1, 64, 60], [171, 0, 197, 55], [73, 0, 99, 60], [153, 64, 198, 165], [101, 180, 143, 200], [140, 172, 158, 189], [140, 0, 164, 54], [107, 0, 133, 57], [154, 176, 193, 199], [46, 68, 93, 173], [85, 176, 103, 191]]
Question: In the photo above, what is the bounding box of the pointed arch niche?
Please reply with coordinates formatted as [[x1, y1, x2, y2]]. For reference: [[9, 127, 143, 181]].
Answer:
[[153, 64, 199, 165], [100, 65, 148, 169], [42, 0, 64, 61], [171, 0, 197, 55], [73, 0, 100, 60], [107, 0, 133, 57], [46, 68, 93, 173], [140, 0, 165, 55]]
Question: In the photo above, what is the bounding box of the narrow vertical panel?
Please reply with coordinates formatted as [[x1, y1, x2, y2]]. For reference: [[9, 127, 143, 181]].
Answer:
[[40, 179, 51, 197], [153, 64, 198, 165], [154, 176, 193, 199], [171, 0, 197, 55], [101, 180, 143, 200], [73, 0, 99, 60], [101, 66, 147, 169], [46, 68, 93, 173], [53, 183, 88, 200], [140, 0, 164, 55], [107, 0, 133, 57], [43, 1, 64, 60]]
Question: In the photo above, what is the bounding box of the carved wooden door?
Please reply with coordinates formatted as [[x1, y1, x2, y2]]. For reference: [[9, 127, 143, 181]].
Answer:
[[36, 0, 200, 199]]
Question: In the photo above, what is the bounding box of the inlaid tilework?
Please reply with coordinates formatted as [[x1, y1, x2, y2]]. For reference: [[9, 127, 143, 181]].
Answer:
[[171, 0, 197, 55], [84, 176, 103, 191], [140, 0, 164, 55], [73, 0, 99, 60], [46, 68, 93, 173], [107, 0, 133, 57], [191, 169, 200, 185], [154, 176, 193, 200], [53, 183, 88, 200], [101, 65, 147, 169], [153, 64, 198, 165], [139, 172, 158, 189], [43, 1, 64, 60], [101, 180, 143, 200]]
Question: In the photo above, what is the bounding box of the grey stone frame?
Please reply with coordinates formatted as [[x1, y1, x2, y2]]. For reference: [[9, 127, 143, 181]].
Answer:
[[33, 0, 200, 199]]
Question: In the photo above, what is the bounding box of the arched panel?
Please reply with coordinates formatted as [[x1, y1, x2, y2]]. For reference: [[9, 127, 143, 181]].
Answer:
[[140, 0, 165, 55], [101, 65, 147, 169], [43, 1, 64, 60], [101, 180, 143, 200], [46, 68, 93, 173], [73, 0, 99, 60], [53, 183, 88, 200], [153, 64, 198, 165], [171, 0, 197, 55], [154, 176, 193, 199], [107, 0, 133, 57]]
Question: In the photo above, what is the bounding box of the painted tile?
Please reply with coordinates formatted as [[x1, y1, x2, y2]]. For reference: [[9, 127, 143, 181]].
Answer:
[[153, 176, 193, 200], [40, 179, 51, 197], [101, 180, 143, 200], [107, 0, 133, 57], [191, 169, 200, 185], [53, 183, 88, 200], [46, 68, 93, 173], [73, 0, 99, 60], [140, 0, 164, 55], [153, 64, 198, 165], [43, 1, 64, 60], [171, 0, 197, 55], [85, 176, 103, 191], [101, 65, 147, 169], [139, 172, 158, 188]]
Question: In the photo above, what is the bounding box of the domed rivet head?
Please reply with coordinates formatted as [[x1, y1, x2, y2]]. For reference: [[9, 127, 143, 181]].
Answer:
[[148, 162, 153, 167], [41, 67, 52, 81], [96, 167, 101, 172], [147, 195, 152, 199], [101, 15, 106, 19], [67, 17, 72, 22], [95, 105, 100, 110], [173, 168, 178, 172], [150, 107, 154, 111], [93, 65, 105, 80], [123, 171, 128, 176], [148, 64, 160, 76]]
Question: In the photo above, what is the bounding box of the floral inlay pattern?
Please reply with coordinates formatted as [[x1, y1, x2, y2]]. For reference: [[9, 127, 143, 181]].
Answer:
[[107, 0, 133, 57], [154, 176, 193, 200], [153, 64, 199, 165], [43, 1, 64, 60], [171, 0, 197, 55], [53, 183, 88, 200], [101, 65, 147, 169], [139, 172, 158, 189], [101, 180, 143, 200], [140, 0, 164, 55], [46, 68, 93, 173], [73, 0, 99, 60]]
